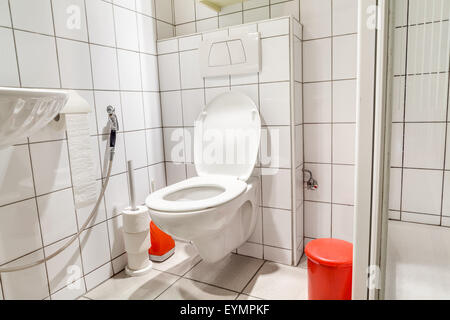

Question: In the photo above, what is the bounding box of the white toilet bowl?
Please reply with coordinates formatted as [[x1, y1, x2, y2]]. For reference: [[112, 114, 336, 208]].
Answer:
[[145, 92, 261, 263]]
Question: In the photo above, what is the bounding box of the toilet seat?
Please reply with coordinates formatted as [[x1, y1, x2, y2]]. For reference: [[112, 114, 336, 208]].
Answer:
[[146, 175, 247, 213]]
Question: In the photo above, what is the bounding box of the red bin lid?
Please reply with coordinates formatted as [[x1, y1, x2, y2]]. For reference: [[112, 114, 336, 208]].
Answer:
[[305, 238, 353, 267]]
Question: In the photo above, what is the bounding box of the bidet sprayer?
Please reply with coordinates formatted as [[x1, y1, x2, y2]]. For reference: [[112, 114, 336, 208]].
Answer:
[[107, 105, 118, 160]]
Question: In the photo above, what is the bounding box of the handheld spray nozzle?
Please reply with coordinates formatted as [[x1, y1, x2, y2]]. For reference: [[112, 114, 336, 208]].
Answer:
[[107, 105, 118, 160]]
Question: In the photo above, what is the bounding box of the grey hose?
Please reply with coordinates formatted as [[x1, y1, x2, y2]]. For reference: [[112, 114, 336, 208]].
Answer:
[[0, 157, 114, 273]]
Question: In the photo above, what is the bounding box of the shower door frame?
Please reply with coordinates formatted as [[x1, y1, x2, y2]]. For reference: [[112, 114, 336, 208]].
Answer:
[[352, 0, 393, 300]]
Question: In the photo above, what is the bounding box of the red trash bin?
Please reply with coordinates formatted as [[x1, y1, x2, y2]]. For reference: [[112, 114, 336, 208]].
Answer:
[[305, 238, 353, 300]]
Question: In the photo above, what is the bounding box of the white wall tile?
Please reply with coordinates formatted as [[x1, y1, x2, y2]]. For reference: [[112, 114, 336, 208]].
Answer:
[[404, 123, 446, 169], [332, 165, 355, 205], [134, 167, 150, 204], [332, 204, 354, 242], [402, 169, 443, 215], [1, 250, 49, 300], [0, 199, 42, 265], [333, 34, 357, 80], [262, 168, 292, 210], [237, 242, 263, 259], [57, 39, 92, 89], [104, 173, 129, 218], [143, 92, 162, 129], [85, 262, 114, 291], [258, 18, 289, 38], [80, 222, 111, 274], [405, 74, 448, 122], [304, 124, 331, 163], [161, 91, 183, 127], [176, 22, 197, 37], [117, 50, 142, 91], [408, 0, 450, 25], [263, 246, 291, 265], [303, 38, 331, 82], [259, 35, 290, 83], [52, 0, 88, 41], [86, 0, 116, 46], [174, 0, 195, 25], [155, 0, 173, 23], [114, 5, 139, 51], [15, 31, 60, 88], [303, 82, 332, 123], [148, 163, 166, 191], [304, 201, 331, 238], [332, 0, 358, 36], [44, 238, 82, 293], [158, 53, 181, 91], [37, 188, 77, 246], [443, 172, 450, 216], [0, 0, 11, 27], [180, 50, 204, 89], [76, 180, 106, 228], [0, 145, 34, 206], [140, 53, 160, 91], [90, 45, 120, 90], [243, 6, 269, 23], [10, 0, 54, 35], [259, 82, 291, 126], [182, 89, 205, 127], [166, 162, 187, 185], [219, 12, 242, 28], [121, 92, 145, 131], [0, 28, 19, 87], [390, 123, 403, 167], [300, 0, 331, 40], [113, 0, 136, 10], [304, 163, 331, 203], [137, 13, 157, 54], [271, 0, 299, 21], [333, 124, 355, 165], [30, 140, 71, 196], [147, 128, 164, 165], [157, 20, 174, 39], [124, 130, 148, 168], [332, 80, 356, 123], [164, 128, 185, 162], [263, 208, 292, 249], [389, 168, 402, 211]]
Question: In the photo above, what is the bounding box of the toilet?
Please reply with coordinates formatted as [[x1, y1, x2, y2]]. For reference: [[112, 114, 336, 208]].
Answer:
[[145, 92, 261, 263]]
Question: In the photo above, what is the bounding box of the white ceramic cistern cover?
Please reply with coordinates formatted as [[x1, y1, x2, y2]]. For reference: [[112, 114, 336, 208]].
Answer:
[[194, 92, 261, 181]]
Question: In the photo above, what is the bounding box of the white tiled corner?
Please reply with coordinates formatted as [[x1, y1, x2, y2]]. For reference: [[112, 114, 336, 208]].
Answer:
[[300, 0, 331, 40], [263, 208, 292, 249], [154, 0, 173, 23], [140, 53, 159, 91], [143, 92, 162, 129], [117, 50, 142, 91], [10, 0, 54, 35], [166, 162, 187, 185], [14, 31, 60, 88], [181, 89, 204, 126], [260, 126, 291, 168], [173, 0, 195, 25], [107, 214, 125, 259], [303, 38, 331, 82], [57, 38, 92, 89], [37, 188, 78, 246], [137, 13, 157, 55], [84, 262, 113, 291], [157, 20, 174, 39], [146, 128, 164, 165], [148, 163, 166, 192]]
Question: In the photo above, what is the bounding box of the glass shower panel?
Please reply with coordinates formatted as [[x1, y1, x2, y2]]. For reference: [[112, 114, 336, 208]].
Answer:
[[384, 0, 450, 300]]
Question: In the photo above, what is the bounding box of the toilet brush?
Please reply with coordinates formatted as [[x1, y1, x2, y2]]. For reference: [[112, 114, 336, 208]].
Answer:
[[123, 160, 152, 277]]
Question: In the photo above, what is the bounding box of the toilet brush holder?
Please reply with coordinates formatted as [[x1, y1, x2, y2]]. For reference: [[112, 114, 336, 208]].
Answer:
[[123, 161, 152, 277]]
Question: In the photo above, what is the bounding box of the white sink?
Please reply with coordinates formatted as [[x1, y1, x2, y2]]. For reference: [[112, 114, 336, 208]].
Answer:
[[0, 87, 68, 148]]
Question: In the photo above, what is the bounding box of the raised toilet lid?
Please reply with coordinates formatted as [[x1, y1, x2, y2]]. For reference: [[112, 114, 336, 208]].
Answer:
[[194, 92, 261, 182]]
